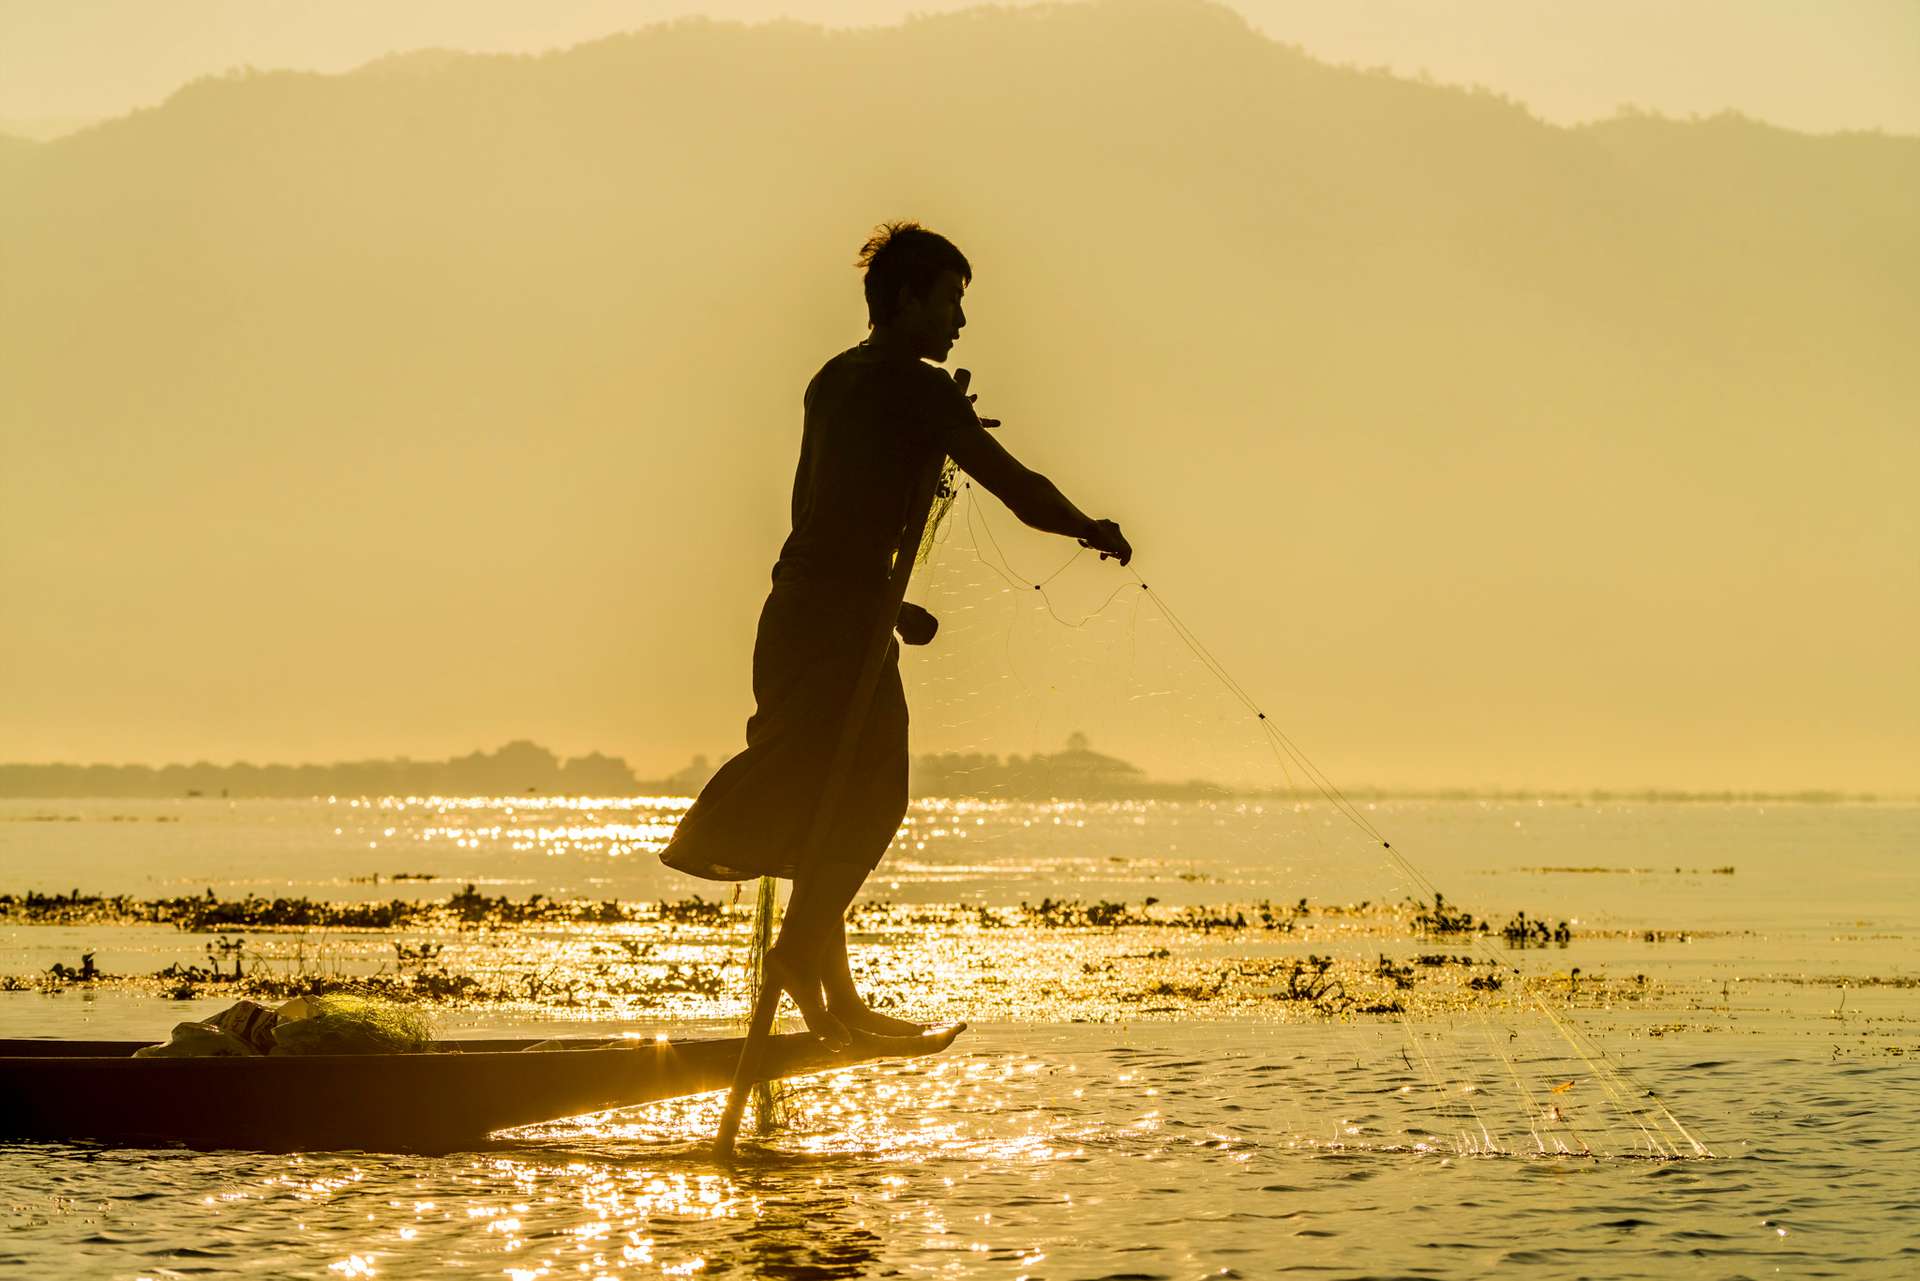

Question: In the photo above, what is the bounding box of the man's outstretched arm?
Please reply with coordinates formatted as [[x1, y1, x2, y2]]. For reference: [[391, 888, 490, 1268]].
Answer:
[[941, 418, 1131, 565]]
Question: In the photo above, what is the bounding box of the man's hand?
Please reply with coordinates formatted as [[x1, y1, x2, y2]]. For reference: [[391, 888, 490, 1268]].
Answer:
[[1079, 518, 1133, 567], [896, 601, 939, 646], [952, 368, 1000, 429]]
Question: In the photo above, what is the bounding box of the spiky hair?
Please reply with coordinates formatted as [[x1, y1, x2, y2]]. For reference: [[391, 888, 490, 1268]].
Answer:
[[857, 221, 971, 326]]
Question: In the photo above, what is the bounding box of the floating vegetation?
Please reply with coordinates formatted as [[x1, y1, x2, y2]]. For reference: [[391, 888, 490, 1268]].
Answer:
[[1016, 897, 1260, 929], [1771, 974, 1920, 989], [1501, 911, 1574, 947], [1517, 865, 1736, 876], [46, 952, 100, 983], [146, 950, 729, 1007], [0, 886, 1577, 940], [0, 885, 1693, 1023], [0, 886, 735, 932], [1410, 891, 1484, 936], [1275, 954, 1344, 1006]]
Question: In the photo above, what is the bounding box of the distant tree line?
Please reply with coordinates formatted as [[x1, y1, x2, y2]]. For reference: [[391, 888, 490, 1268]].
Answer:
[[0, 740, 642, 798], [0, 735, 1887, 802], [0, 733, 1227, 801]]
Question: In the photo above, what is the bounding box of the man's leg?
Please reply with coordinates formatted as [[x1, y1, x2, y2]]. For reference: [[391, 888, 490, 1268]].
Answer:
[[822, 921, 928, 1036], [772, 648, 943, 1042], [763, 860, 869, 1047]]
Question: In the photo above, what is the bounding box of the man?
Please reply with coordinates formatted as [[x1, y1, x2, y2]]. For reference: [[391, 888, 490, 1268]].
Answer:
[[661, 221, 1131, 1046]]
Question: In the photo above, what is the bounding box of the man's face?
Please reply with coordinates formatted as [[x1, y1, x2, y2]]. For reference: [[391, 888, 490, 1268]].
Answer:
[[898, 269, 967, 362]]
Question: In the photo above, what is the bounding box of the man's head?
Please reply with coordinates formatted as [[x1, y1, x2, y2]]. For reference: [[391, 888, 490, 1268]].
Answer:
[[858, 221, 970, 361]]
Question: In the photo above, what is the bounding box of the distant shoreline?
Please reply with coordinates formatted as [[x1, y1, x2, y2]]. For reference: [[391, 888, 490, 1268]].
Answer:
[[0, 783, 1901, 806], [2, 739, 1905, 803], [7, 737, 1907, 803]]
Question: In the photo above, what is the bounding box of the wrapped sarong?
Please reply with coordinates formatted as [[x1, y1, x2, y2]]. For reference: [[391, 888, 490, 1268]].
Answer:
[[660, 580, 907, 881]]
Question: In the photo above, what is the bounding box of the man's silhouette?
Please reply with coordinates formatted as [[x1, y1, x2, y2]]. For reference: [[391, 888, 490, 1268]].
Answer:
[[661, 222, 1130, 1045]]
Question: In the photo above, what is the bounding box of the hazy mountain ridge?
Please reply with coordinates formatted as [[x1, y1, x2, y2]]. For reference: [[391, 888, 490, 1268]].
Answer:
[[2, 0, 1914, 788], [0, 132, 39, 168]]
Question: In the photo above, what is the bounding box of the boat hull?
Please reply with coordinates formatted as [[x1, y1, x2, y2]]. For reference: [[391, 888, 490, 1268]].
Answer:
[[0, 1031, 952, 1152]]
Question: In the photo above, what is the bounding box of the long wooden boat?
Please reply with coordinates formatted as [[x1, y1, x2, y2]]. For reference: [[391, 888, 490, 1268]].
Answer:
[[0, 1027, 960, 1152]]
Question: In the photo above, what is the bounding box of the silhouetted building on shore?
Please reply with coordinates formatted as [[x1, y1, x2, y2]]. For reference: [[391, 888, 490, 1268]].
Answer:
[[661, 754, 721, 794], [909, 732, 1224, 800]]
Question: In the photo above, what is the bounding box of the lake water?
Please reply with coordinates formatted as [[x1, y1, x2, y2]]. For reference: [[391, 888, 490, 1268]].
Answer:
[[2, 796, 1916, 1278]]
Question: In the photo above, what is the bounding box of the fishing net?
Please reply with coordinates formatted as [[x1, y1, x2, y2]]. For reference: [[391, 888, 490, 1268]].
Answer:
[[745, 875, 789, 1135], [891, 481, 1710, 1160], [269, 995, 436, 1057]]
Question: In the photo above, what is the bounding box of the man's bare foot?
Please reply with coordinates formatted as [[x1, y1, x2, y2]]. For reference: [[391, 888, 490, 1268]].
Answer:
[[828, 988, 971, 1042], [828, 998, 932, 1038], [818, 927, 956, 1039], [763, 947, 849, 1050], [848, 1019, 970, 1053]]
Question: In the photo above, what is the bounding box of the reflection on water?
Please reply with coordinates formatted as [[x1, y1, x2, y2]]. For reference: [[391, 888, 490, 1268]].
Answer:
[[3, 1025, 1915, 1278], [6, 796, 1917, 936], [3, 801, 1916, 1276], [367, 794, 689, 861]]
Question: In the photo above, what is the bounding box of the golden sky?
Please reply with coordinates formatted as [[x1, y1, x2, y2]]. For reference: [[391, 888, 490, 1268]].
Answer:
[[1, 3, 1914, 791]]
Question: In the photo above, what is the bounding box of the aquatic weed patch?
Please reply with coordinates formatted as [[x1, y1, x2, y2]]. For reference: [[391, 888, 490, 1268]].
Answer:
[[0, 886, 741, 932], [2, 886, 1708, 1024]]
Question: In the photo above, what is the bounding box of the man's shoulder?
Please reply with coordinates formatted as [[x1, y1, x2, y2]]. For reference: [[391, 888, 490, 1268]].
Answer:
[[813, 346, 953, 399]]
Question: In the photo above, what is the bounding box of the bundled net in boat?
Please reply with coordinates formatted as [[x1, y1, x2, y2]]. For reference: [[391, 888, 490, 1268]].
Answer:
[[893, 481, 1710, 1160], [270, 995, 436, 1056]]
